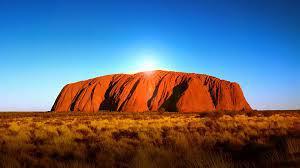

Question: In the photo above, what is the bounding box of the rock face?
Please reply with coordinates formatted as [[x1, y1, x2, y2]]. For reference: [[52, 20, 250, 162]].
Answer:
[[52, 70, 252, 112]]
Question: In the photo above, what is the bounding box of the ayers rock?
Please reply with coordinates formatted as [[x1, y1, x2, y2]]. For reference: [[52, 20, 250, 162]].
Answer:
[[52, 70, 251, 112]]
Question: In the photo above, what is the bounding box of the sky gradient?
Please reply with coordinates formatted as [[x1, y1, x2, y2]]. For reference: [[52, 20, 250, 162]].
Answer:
[[0, 0, 299, 111]]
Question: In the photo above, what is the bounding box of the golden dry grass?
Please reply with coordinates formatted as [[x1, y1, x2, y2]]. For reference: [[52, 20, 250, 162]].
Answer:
[[0, 111, 299, 168]]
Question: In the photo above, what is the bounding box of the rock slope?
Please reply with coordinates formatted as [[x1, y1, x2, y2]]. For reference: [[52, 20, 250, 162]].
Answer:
[[51, 70, 252, 112]]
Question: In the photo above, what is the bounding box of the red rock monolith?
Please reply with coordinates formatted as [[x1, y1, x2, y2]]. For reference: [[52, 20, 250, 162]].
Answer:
[[51, 70, 252, 112]]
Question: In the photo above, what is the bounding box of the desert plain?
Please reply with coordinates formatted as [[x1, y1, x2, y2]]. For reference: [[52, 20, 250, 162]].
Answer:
[[0, 110, 299, 168]]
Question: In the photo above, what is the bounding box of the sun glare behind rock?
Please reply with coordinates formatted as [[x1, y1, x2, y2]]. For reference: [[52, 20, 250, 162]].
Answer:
[[140, 59, 156, 71]]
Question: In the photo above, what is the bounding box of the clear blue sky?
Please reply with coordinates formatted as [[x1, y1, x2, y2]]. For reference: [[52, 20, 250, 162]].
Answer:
[[0, 0, 299, 111]]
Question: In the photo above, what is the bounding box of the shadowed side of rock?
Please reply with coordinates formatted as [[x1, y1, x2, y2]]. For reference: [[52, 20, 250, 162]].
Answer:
[[51, 70, 252, 112]]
